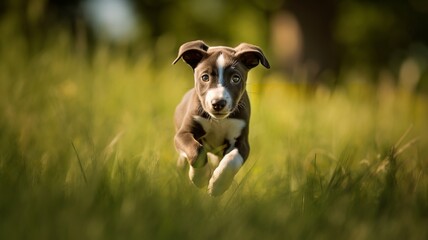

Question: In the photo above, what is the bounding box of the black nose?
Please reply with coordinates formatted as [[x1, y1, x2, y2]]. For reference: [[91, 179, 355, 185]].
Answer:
[[211, 99, 227, 111]]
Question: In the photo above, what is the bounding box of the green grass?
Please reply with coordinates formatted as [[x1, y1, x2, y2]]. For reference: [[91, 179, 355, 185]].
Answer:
[[1, 35, 428, 239]]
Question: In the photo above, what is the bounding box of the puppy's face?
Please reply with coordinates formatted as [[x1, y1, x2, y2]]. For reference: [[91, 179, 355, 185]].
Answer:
[[173, 40, 270, 119], [194, 50, 249, 119]]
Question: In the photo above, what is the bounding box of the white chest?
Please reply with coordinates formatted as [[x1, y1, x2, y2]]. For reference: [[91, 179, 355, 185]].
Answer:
[[193, 116, 246, 153]]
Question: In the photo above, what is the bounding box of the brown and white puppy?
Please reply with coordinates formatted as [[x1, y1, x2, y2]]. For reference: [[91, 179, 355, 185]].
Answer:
[[173, 40, 270, 196]]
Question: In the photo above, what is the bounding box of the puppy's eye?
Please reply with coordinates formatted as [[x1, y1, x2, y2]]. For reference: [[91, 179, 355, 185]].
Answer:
[[231, 75, 241, 84], [201, 74, 209, 82]]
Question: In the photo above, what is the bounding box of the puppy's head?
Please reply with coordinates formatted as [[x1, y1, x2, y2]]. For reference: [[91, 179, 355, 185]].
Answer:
[[173, 40, 270, 119]]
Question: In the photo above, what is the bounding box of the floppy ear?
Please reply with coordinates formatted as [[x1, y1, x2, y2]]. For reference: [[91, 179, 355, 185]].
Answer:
[[172, 40, 209, 68], [235, 43, 270, 69]]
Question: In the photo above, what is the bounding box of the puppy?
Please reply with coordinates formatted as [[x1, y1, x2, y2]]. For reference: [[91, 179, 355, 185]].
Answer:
[[173, 40, 270, 196]]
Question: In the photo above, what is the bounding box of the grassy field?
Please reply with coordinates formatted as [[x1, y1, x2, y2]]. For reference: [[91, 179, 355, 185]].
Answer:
[[1, 34, 428, 239]]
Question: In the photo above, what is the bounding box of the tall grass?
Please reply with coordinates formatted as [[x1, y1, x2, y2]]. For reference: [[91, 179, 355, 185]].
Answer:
[[1, 33, 427, 239]]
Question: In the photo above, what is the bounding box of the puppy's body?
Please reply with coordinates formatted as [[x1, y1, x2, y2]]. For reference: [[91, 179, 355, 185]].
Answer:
[[173, 40, 269, 196]]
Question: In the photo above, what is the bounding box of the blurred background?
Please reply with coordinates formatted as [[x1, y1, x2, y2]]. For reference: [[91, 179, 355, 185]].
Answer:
[[1, 2, 428, 239], [1, 0, 428, 90]]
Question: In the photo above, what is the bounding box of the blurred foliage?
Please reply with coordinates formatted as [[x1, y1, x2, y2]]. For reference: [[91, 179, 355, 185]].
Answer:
[[1, 0, 428, 88]]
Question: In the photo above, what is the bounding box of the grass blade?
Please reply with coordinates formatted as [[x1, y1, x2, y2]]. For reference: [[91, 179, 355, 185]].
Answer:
[[71, 141, 88, 184]]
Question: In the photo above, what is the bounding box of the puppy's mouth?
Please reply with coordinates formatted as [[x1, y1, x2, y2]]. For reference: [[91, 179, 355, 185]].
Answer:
[[209, 111, 230, 119], [205, 103, 235, 119]]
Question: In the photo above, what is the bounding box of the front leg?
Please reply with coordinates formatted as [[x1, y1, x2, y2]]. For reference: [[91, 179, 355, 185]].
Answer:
[[174, 132, 211, 187], [174, 131, 207, 167], [208, 126, 250, 196], [207, 148, 244, 196]]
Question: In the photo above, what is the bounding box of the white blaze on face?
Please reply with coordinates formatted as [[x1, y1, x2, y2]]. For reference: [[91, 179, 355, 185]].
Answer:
[[217, 53, 226, 86], [204, 53, 232, 118]]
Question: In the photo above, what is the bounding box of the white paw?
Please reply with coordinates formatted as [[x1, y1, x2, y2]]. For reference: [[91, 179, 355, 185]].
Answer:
[[177, 154, 187, 170], [208, 168, 235, 196], [189, 163, 211, 188], [207, 149, 243, 196]]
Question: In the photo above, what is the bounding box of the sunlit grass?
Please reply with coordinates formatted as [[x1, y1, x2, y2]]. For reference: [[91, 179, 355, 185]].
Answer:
[[1, 34, 427, 239]]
